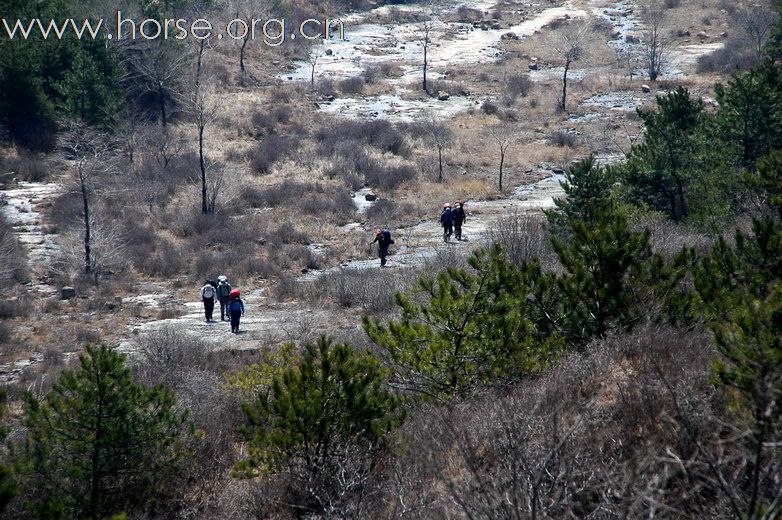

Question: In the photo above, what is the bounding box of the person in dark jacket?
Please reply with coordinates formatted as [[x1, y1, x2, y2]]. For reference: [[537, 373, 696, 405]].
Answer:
[[370, 229, 394, 267], [200, 280, 216, 322], [228, 289, 245, 333], [440, 203, 454, 242], [453, 201, 466, 241], [216, 275, 232, 321]]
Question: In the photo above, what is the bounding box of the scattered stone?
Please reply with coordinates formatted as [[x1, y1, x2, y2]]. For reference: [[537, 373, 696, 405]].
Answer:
[[677, 29, 691, 37], [61, 287, 76, 300], [437, 91, 450, 101], [490, 20, 501, 29], [324, 48, 333, 56], [528, 61, 538, 71], [625, 35, 640, 44], [501, 32, 519, 40], [641, 84, 651, 93], [365, 193, 378, 201], [552, 168, 565, 175], [720, 31, 728, 38], [697, 31, 709, 39]]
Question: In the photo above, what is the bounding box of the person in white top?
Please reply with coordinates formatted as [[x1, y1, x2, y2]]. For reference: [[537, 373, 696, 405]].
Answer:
[[200, 280, 216, 322]]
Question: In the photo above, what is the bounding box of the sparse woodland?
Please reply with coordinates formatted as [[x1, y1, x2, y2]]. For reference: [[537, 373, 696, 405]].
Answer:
[[1, 0, 782, 518]]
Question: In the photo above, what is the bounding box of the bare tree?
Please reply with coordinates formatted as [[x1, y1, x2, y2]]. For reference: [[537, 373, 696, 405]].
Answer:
[[420, 20, 433, 93], [229, 0, 281, 86], [488, 125, 516, 191], [61, 126, 115, 281], [735, 4, 778, 56], [422, 113, 453, 182], [307, 50, 321, 89], [642, 0, 668, 81], [188, 36, 219, 214], [551, 24, 590, 112], [124, 41, 190, 127]]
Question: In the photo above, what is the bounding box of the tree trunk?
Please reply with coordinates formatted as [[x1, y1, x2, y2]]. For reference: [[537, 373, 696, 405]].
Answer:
[[240, 36, 249, 86], [560, 60, 570, 112], [437, 146, 443, 182], [80, 169, 91, 275], [499, 151, 505, 191], [422, 31, 428, 92], [159, 85, 167, 128], [200, 125, 208, 214]]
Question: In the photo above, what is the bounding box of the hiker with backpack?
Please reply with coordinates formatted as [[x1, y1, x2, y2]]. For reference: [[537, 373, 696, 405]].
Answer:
[[216, 275, 232, 322], [200, 280, 216, 322], [453, 201, 466, 241], [228, 289, 245, 333], [440, 203, 454, 243], [370, 228, 394, 267]]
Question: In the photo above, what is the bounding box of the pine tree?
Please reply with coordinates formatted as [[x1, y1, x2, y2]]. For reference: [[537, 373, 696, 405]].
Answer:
[[714, 61, 782, 171], [20, 345, 193, 519], [692, 217, 782, 323], [551, 204, 652, 344], [364, 247, 564, 399], [621, 87, 704, 221], [546, 155, 615, 238], [0, 389, 18, 515], [748, 150, 782, 218], [693, 218, 782, 517], [236, 337, 403, 477]]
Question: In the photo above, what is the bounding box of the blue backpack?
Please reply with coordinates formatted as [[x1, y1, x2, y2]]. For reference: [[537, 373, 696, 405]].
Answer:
[[229, 299, 243, 312]]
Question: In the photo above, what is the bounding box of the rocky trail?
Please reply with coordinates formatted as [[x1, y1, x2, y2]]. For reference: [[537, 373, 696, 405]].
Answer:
[[0, 181, 62, 295], [119, 169, 567, 353]]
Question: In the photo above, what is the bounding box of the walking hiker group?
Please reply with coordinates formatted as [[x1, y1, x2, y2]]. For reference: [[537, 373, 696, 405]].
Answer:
[[441, 201, 466, 242], [200, 275, 245, 333], [368, 201, 468, 267]]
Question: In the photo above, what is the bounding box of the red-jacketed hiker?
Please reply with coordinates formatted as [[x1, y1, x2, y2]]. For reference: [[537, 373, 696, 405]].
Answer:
[[228, 289, 245, 333]]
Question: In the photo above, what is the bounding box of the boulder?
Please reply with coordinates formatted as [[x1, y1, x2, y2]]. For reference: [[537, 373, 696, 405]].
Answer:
[[61, 286, 76, 300], [697, 31, 709, 39], [528, 61, 538, 70], [552, 168, 565, 175], [490, 20, 501, 29], [501, 31, 519, 40], [364, 193, 378, 201], [437, 91, 450, 101], [641, 84, 651, 93], [325, 48, 333, 56], [625, 34, 640, 44]]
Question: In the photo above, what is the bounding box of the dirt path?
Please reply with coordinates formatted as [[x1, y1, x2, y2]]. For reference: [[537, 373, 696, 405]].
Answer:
[[0, 181, 62, 295], [120, 170, 566, 353]]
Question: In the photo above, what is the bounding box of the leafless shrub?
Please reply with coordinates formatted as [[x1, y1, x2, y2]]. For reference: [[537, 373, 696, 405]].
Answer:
[[697, 35, 761, 73], [248, 134, 301, 174], [0, 154, 49, 182], [366, 164, 417, 191], [488, 211, 558, 268], [339, 76, 365, 94], [0, 321, 11, 344], [548, 129, 578, 147], [306, 268, 406, 312], [504, 73, 533, 102], [317, 120, 410, 157], [481, 100, 499, 115], [0, 213, 27, 285]]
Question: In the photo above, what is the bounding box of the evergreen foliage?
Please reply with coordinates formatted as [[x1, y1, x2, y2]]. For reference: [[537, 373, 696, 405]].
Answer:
[[236, 336, 403, 477], [364, 247, 564, 399], [19, 345, 193, 519], [0, 389, 18, 515], [621, 87, 704, 222], [0, 0, 121, 150]]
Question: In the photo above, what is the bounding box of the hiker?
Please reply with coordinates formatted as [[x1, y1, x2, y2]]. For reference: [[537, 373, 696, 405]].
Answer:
[[370, 228, 395, 267], [200, 280, 216, 322], [216, 275, 232, 322], [453, 201, 466, 241], [440, 203, 454, 242], [228, 289, 245, 333]]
